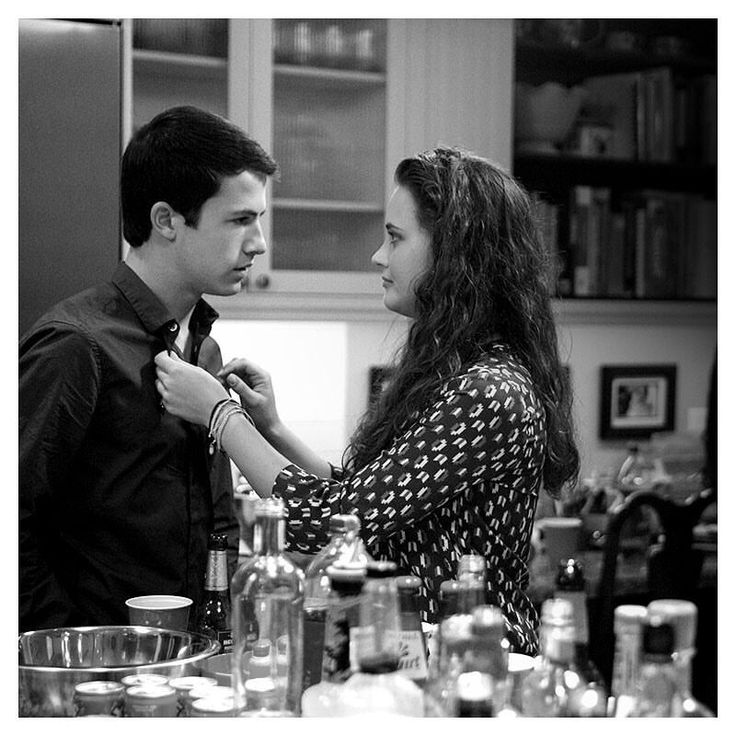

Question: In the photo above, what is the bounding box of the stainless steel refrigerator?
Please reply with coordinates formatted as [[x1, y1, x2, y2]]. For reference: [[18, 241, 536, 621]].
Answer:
[[19, 18, 123, 336]]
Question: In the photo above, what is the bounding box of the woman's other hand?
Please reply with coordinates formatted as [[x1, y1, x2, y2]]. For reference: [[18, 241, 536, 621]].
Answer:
[[155, 351, 229, 426], [218, 357, 281, 436]]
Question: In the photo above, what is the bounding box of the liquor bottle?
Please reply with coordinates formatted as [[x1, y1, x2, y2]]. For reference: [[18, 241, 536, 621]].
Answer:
[[194, 532, 233, 654], [610, 604, 648, 717], [334, 560, 424, 716], [632, 618, 679, 716], [457, 553, 487, 612], [519, 598, 588, 716], [465, 605, 510, 715], [554, 557, 607, 710], [395, 575, 429, 686], [302, 513, 369, 692], [647, 599, 714, 716], [301, 561, 367, 716], [438, 579, 462, 619], [230, 496, 304, 715]]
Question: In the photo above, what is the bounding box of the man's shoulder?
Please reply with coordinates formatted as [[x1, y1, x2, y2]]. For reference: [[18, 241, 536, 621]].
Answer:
[[25, 281, 120, 332]]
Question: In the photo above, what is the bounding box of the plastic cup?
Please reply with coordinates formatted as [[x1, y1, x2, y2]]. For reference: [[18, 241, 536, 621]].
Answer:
[[538, 517, 583, 568], [125, 594, 193, 630]]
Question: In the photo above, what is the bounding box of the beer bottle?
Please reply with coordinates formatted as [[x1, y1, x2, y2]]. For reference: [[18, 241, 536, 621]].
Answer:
[[194, 532, 232, 654]]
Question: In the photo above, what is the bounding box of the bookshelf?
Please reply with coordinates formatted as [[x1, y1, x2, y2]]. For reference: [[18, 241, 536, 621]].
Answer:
[[512, 19, 717, 301]]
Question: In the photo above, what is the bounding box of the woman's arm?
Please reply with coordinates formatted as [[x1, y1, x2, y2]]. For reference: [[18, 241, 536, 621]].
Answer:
[[154, 351, 331, 492]]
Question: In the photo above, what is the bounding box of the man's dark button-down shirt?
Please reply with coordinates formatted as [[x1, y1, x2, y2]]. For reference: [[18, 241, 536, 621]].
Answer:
[[19, 262, 238, 632]]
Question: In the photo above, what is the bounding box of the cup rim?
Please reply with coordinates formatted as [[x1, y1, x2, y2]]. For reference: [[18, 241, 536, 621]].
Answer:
[[537, 517, 582, 528], [125, 595, 193, 610]]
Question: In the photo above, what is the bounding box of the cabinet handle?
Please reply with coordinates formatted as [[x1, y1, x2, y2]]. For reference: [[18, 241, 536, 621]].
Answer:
[[255, 274, 271, 289]]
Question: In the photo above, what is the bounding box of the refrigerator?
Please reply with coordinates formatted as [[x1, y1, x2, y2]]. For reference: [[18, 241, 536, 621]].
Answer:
[[19, 18, 123, 336]]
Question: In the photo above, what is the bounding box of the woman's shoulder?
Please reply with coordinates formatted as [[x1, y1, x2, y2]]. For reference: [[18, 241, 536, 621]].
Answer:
[[450, 343, 534, 393]]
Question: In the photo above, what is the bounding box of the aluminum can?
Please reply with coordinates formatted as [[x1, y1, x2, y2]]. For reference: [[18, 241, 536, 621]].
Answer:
[[183, 683, 233, 717], [124, 683, 178, 717], [169, 675, 218, 716], [121, 673, 169, 688], [73, 680, 125, 717], [190, 694, 239, 717]]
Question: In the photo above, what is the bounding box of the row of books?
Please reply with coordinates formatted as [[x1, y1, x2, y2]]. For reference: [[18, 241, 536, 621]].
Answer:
[[133, 19, 228, 58], [534, 185, 716, 299], [581, 68, 716, 165]]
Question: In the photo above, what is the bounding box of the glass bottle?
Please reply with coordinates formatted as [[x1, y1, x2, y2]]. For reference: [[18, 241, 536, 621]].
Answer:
[[519, 597, 588, 716], [610, 604, 648, 717], [230, 496, 304, 716], [194, 532, 232, 654], [554, 557, 607, 702], [302, 513, 370, 691], [395, 575, 429, 686], [633, 618, 679, 717], [334, 560, 424, 717], [647, 599, 714, 716], [301, 560, 367, 716], [438, 579, 462, 620], [456, 554, 487, 614]]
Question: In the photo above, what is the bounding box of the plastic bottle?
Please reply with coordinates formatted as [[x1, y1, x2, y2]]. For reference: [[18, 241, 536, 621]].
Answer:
[[395, 575, 429, 686], [632, 618, 679, 716], [610, 604, 648, 717]]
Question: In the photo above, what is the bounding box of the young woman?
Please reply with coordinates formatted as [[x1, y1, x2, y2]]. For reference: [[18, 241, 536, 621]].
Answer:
[[155, 146, 579, 654]]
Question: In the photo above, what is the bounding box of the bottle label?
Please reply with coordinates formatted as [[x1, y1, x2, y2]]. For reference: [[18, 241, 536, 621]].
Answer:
[[396, 630, 428, 680], [556, 590, 589, 644], [217, 629, 233, 654]]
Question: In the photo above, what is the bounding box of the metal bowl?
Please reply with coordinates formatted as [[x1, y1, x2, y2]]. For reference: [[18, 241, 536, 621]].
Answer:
[[19, 625, 219, 717]]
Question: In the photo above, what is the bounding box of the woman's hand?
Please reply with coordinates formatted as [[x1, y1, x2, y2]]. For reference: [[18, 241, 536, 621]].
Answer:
[[155, 351, 229, 426], [217, 357, 281, 436]]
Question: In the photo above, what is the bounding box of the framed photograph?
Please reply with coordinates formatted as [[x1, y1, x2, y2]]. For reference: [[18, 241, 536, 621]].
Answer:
[[599, 364, 676, 439], [368, 365, 393, 406]]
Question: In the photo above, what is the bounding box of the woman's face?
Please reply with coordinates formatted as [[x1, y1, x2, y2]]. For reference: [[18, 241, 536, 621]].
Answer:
[[371, 185, 433, 318]]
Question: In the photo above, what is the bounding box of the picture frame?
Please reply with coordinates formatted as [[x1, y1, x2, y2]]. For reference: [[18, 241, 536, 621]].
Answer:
[[599, 364, 676, 439]]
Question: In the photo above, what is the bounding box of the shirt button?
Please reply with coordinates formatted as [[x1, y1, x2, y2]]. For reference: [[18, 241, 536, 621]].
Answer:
[[168, 323, 178, 332]]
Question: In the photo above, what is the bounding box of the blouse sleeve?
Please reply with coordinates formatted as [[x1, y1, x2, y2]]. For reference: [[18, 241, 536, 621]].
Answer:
[[273, 367, 542, 552]]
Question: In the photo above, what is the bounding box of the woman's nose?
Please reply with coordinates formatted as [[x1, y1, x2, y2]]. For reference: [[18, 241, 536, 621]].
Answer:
[[371, 240, 388, 267]]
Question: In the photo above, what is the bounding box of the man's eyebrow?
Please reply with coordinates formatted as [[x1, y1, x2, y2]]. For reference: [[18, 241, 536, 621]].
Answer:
[[230, 207, 264, 217]]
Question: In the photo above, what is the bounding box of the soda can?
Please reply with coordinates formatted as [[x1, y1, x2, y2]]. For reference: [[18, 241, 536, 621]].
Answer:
[[169, 675, 218, 717], [121, 673, 169, 688], [73, 680, 125, 717], [124, 683, 178, 717], [183, 683, 233, 717], [190, 694, 239, 717]]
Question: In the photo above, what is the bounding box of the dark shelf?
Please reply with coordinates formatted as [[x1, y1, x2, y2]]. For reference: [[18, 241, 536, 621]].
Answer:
[[513, 154, 716, 200], [515, 40, 716, 85]]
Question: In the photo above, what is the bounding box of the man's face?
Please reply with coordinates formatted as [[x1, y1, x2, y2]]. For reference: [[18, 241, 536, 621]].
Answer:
[[175, 170, 267, 298]]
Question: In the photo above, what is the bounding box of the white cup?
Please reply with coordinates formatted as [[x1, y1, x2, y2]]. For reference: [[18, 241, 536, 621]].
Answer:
[[537, 517, 583, 568], [125, 594, 193, 630]]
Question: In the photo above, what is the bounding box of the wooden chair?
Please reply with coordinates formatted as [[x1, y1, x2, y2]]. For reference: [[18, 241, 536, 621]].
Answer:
[[591, 486, 716, 708]]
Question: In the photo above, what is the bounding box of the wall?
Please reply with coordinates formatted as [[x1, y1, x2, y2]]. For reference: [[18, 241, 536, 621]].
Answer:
[[212, 308, 716, 484]]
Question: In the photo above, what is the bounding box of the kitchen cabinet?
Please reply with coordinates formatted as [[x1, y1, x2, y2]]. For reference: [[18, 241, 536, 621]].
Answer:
[[127, 18, 514, 320], [512, 19, 717, 302]]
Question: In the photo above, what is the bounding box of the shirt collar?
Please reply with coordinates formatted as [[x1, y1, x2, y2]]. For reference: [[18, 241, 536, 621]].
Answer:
[[112, 262, 219, 341]]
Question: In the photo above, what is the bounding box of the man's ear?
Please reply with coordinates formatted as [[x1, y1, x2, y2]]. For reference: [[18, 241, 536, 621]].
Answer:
[[150, 201, 180, 241]]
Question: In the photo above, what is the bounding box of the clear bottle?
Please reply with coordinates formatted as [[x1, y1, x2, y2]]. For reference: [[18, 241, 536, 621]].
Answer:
[[457, 554, 488, 613], [554, 557, 608, 711], [230, 497, 304, 716], [395, 575, 429, 686], [302, 513, 369, 691], [334, 560, 424, 717], [633, 618, 679, 717], [301, 561, 367, 716], [519, 597, 588, 716], [647, 599, 714, 716], [610, 604, 648, 717], [194, 532, 232, 654]]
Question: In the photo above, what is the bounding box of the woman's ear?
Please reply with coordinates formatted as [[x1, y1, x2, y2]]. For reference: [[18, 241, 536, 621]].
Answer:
[[150, 201, 180, 241]]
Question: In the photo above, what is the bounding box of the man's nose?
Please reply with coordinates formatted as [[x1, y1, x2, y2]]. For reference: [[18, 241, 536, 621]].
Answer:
[[245, 222, 267, 255]]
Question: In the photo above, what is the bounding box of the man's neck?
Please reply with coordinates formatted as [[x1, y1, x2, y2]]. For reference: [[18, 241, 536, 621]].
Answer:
[[125, 245, 199, 321]]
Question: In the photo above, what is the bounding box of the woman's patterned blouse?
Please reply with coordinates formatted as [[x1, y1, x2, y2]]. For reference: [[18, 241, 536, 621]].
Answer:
[[272, 342, 546, 655]]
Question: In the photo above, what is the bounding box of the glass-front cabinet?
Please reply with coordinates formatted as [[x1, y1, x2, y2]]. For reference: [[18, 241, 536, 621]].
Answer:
[[125, 18, 515, 318]]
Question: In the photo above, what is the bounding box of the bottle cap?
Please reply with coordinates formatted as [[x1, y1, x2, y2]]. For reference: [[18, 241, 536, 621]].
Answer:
[[540, 597, 574, 626], [396, 575, 422, 590], [207, 532, 229, 551], [252, 639, 271, 657], [613, 604, 648, 632], [439, 613, 473, 644], [365, 560, 397, 578], [329, 513, 360, 533], [458, 554, 486, 577], [326, 561, 367, 582], [647, 599, 697, 652], [642, 618, 675, 657], [470, 604, 506, 634], [555, 558, 585, 590]]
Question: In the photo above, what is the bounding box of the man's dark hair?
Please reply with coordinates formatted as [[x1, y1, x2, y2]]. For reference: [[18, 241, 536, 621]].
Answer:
[[121, 106, 278, 247]]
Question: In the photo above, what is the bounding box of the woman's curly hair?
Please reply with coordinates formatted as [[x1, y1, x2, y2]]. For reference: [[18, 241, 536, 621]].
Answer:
[[344, 147, 579, 498]]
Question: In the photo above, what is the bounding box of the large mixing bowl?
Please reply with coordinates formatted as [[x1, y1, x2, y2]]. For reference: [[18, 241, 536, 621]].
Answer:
[[19, 625, 219, 717]]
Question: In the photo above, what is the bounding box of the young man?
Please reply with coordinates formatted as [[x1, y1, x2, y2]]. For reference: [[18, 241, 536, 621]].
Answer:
[[19, 106, 277, 632]]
